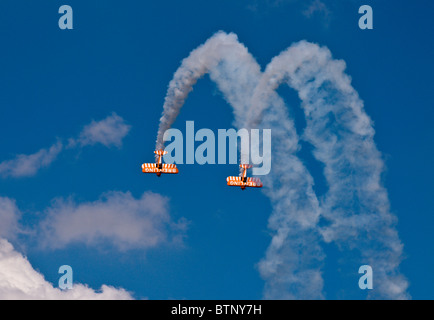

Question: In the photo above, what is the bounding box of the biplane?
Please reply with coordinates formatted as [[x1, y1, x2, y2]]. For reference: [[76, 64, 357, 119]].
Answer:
[[226, 164, 263, 190], [142, 150, 179, 177]]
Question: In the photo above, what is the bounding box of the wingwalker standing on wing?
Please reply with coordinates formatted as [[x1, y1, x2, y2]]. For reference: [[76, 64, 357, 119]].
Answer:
[[226, 164, 263, 190], [142, 150, 179, 177]]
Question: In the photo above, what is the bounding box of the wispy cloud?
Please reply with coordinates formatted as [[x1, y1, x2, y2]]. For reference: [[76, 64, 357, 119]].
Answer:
[[0, 142, 63, 178], [303, 0, 330, 18], [70, 112, 131, 149], [0, 113, 130, 179], [0, 190, 186, 252], [244, 0, 332, 27], [38, 191, 188, 251], [0, 197, 21, 239], [246, 0, 296, 12], [0, 238, 133, 300]]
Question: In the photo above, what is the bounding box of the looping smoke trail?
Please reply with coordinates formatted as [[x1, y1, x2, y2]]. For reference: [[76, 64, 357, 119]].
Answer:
[[155, 32, 408, 299], [252, 41, 409, 299], [155, 32, 324, 299], [156, 32, 259, 151]]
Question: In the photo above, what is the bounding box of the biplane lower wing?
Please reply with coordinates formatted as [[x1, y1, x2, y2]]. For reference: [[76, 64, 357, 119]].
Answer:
[[226, 176, 263, 188], [142, 163, 179, 174]]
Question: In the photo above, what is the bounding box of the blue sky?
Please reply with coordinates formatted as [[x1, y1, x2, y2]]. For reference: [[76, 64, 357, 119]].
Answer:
[[0, 0, 433, 299]]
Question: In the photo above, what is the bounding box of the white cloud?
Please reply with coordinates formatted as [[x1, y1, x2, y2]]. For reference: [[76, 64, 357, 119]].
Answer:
[[73, 113, 131, 148], [39, 191, 188, 251], [303, 0, 330, 18], [0, 238, 133, 300], [0, 197, 21, 239], [0, 142, 63, 178], [0, 113, 131, 179], [0, 190, 186, 299]]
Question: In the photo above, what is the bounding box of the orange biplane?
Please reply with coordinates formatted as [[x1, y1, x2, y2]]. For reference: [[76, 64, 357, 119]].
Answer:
[[142, 150, 179, 177], [226, 164, 263, 190]]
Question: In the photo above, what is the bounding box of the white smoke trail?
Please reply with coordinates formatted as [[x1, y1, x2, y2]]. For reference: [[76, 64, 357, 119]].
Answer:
[[250, 41, 409, 299], [155, 32, 324, 299], [157, 32, 255, 149], [155, 32, 408, 299]]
